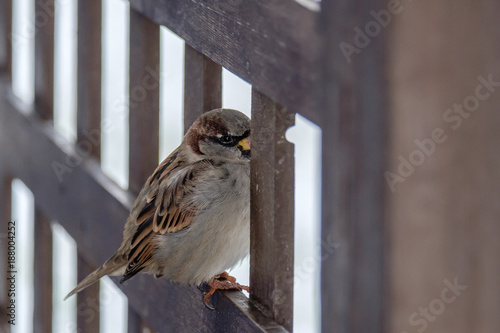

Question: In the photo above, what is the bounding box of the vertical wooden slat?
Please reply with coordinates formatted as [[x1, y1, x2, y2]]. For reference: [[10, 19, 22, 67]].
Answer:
[[33, 207, 52, 333], [128, 9, 160, 194], [34, 0, 55, 120], [0, 0, 13, 80], [319, 0, 386, 332], [183, 44, 222, 132], [32, 2, 55, 331], [127, 308, 143, 333], [77, 256, 100, 332], [0, 174, 12, 333], [250, 89, 295, 331], [386, 2, 500, 333], [75, 3, 103, 330], [128, 10, 160, 330], [77, 0, 102, 159]]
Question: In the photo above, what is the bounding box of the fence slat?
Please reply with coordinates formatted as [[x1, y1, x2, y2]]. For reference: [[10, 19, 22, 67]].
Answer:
[[130, 0, 319, 123], [33, 207, 52, 333], [127, 11, 161, 330], [75, 6, 105, 330], [183, 44, 221, 132], [250, 89, 295, 331], [34, 0, 55, 120], [128, 308, 144, 333], [0, 71, 288, 333], [77, 256, 100, 332], [0, 0, 12, 80], [77, 0, 102, 159], [128, 9, 160, 194], [319, 0, 386, 332]]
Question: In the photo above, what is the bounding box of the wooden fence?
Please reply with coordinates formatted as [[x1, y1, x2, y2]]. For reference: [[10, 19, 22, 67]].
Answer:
[[2, 0, 500, 332]]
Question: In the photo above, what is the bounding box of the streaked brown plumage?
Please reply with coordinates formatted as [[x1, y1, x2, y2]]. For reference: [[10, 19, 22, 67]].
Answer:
[[65, 109, 251, 307]]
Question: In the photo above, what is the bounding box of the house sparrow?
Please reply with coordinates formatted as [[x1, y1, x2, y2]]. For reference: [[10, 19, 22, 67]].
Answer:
[[65, 108, 251, 308]]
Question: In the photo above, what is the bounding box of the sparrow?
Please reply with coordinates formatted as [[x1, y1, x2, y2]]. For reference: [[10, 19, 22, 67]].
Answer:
[[65, 108, 251, 308]]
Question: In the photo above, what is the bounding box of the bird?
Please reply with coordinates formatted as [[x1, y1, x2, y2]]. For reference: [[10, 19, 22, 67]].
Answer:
[[65, 108, 251, 308]]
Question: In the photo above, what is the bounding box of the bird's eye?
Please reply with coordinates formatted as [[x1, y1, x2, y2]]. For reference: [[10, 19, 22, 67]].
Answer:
[[219, 135, 232, 144]]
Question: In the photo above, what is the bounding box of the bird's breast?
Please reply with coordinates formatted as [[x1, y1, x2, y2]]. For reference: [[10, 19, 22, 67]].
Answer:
[[152, 163, 250, 285]]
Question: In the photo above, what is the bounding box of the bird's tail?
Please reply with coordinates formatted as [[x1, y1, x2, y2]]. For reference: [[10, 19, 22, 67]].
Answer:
[[64, 253, 127, 300]]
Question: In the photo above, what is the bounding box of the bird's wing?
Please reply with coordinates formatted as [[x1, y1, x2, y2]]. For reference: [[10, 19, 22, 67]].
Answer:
[[122, 149, 212, 282]]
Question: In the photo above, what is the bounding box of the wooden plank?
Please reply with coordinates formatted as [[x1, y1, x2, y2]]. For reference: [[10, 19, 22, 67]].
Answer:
[[0, 78, 288, 333], [128, 10, 160, 194], [128, 308, 145, 333], [34, 0, 55, 120], [0, 0, 12, 80], [250, 89, 295, 331], [386, 1, 500, 332], [183, 44, 222, 132], [77, 256, 100, 333], [77, 0, 102, 159], [130, 0, 319, 123], [33, 207, 53, 333], [318, 0, 387, 332], [112, 274, 289, 333]]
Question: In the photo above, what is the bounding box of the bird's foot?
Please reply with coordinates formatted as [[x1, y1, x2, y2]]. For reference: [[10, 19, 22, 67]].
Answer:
[[202, 271, 249, 310]]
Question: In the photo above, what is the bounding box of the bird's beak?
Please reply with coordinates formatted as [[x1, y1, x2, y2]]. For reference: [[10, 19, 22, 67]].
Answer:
[[237, 137, 251, 157]]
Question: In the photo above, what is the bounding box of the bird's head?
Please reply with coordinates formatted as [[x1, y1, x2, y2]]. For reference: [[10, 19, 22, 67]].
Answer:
[[184, 108, 251, 163]]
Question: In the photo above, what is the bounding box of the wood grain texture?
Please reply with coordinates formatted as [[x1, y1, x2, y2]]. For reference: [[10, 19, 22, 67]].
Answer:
[[33, 208, 52, 333], [183, 44, 222, 132], [77, 256, 100, 333], [318, 0, 387, 332], [34, 0, 55, 120], [0, 0, 12, 80], [386, 1, 500, 332], [128, 10, 160, 194], [77, 0, 102, 160], [250, 89, 295, 331], [0, 79, 288, 333], [130, 0, 319, 123]]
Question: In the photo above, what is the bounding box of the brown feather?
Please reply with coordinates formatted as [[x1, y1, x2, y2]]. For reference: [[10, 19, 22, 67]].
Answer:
[[126, 158, 213, 279], [122, 241, 155, 282]]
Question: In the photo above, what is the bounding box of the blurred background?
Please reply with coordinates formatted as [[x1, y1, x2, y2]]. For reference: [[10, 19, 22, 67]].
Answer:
[[8, 0, 322, 332], [4, 0, 500, 332]]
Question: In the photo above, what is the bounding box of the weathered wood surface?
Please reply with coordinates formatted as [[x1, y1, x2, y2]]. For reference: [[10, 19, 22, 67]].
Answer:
[[129, 9, 160, 194], [0, 78, 288, 332], [130, 0, 320, 123], [33, 208, 53, 333], [386, 1, 500, 332], [250, 89, 295, 331], [77, 0, 102, 159], [77, 256, 100, 333], [0, 0, 12, 80], [34, 0, 55, 120], [319, 0, 387, 332], [184, 44, 222, 131], [127, 12, 161, 332]]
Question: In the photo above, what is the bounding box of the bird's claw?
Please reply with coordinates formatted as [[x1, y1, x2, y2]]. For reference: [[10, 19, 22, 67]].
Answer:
[[201, 271, 249, 310], [203, 292, 216, 310]]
